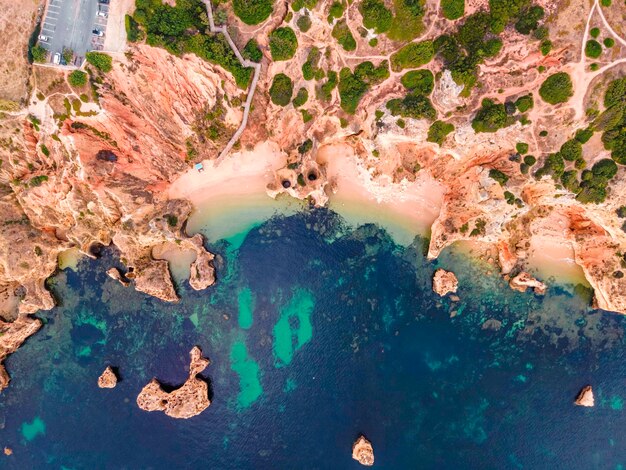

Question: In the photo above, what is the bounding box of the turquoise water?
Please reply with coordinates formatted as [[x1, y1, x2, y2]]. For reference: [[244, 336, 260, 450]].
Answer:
[[0, 208, 625, 468]]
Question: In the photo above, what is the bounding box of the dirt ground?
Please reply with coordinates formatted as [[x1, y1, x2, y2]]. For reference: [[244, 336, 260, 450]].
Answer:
[[0, 0, 42, 106]]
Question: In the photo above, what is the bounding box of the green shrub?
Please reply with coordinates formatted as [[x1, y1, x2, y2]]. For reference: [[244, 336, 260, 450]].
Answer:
[[441, 0, 464, 19], [359, 0, 393, 33], [293, 87, 309, 107], [524, 155, 536, 165], [575, 127, 594, 143], [332, 20, 357, 51], [585, 40, 602, 58], [516, 142, 529, 154], [489, 168, 509, 185], [590, 27, 600, 38], [269, 73, 293, 106], [30, 175, 49, 187], [533, 25, 548, 40], [427, 120, 455, 144], [617, 206, 626, 217], [292, 0, 318, 10], [558, 139, 582, 161], [515, 94, 533, 112], [387, 93, 436, 120], [604, 37, 615, 48], [40, 144, 50, 157], [539, 72, 573, 104], [601, 0, 611, 6], [68, 70, 88, 87], [534, 153, 564, 179], [86, 52, 112, 72], [269, 27, 298, 61], [369, 38, 378, 47], [388, 0, 426, 41], [301, 109, 313, 122], [400, 69, 434, 94], [318, 70, 338, 101], [592, 158, 618, 179], [560, 170, 580, 192], [243, 39, 263, 62], [30, 44, 47, 63], [338, 61, 389, 113], [297, 14, 312, 32], [390, 40, 434, 72], [540, 40, 552, 55], [471, 98, 510, 133], [328, 1, 345, 22], [233, 0, 273, 24], [125, 14, 145, 42], [514, 5, 543, 34], [302, 47, 321, 80]]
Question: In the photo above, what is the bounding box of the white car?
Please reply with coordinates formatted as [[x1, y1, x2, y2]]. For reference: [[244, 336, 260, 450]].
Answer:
[[53, 53, 60, 64], [97, 10, 107, 17], [38, 35, 49, 42]]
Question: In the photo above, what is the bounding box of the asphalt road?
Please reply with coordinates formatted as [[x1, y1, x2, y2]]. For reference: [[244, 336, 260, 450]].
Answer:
[[40, 0, 110, 65]]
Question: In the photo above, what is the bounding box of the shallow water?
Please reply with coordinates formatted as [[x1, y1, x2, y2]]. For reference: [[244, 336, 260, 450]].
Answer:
[[1, 208, 625, 469]]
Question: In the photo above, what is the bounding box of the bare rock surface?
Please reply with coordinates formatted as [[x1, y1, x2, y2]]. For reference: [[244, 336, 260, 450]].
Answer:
[[98, 366, 118, 389], [352, 435, 374, 466], [0, 316, 42, 392], [575, 385, 594, 407], [509, 272, 547, 295], [432, 269, 459, 297], [137, 346, 211, 419]]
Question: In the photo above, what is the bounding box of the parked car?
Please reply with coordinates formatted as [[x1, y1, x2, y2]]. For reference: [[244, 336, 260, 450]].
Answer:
[[98, 0, 109, 4], [38, 35, 49, 42], [96, 10, 107, 17], [92, 29, 104, 37], [53, 53, 60, 64]]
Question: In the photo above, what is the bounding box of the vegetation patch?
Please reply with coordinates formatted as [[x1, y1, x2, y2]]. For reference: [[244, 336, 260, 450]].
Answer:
[[338, 61, 389, 113], [390, 40, 434, 72], [328, 1, 345, 22], [489, 169, 509, 186], [585, 39, 602, 58], [297, 14, 312, 32], [269, 27, 298, 61], [441, 0, 464, 20], [472, 99, 512, 133], [318, 71, 338, 101], [388, 0, 426, 41], [233, 0, 274, 25], [125, 14, 145, 42], [293, 87, 309, 107], [359, 0, 393, 33], [332, 20, 357, 51], [68, 70, 88, 87], [269, 73, 294, 106], [387, 93, 436, 120], [86, 52, 112, 72], [243, 39, 263, 62], [400, 69, 434, 94], [302, 47, 324, 80], [427, 120, 455, 145], [538, 72, 573, 104], [515, 94, 533, 112]]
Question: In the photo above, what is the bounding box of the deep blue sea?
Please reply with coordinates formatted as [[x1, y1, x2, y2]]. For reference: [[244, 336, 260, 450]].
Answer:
[[1, 208, 626, 469]]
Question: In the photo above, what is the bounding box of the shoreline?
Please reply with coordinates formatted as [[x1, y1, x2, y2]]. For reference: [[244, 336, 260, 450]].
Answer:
[[161, 143, 591, 290]]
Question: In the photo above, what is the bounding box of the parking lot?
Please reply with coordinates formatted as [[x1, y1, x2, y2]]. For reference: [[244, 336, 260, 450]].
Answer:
[[39, 0, 110, 66]]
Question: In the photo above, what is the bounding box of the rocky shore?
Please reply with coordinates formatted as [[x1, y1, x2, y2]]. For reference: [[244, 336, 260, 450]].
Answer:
[[136, 346, 211, 419]]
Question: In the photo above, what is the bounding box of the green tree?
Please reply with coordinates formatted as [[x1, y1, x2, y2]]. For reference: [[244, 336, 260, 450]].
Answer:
[[387, 93, 436, 120], [30, 44, 48, 63], [269, 27, 298, 61], [269, 73, 294, 106], [332, 20, 357, 51], [293, 87, 309, 107], [359, 0, 393, 33], [539, 72, 573, 104], [427, 120, 455, 144], [68, 70, 88, 87], [585, 39, 602, 58], [243, 39, 263, 62], [515, 94, 533, 112], [297, 14, 312, 32], [400, 69, 434, 94], [233, 0, 273, 25], [471, 99, 510, 133], [441, 0, 464, 20], [86, 52, 113, 72], [390, 40, 434, 71]]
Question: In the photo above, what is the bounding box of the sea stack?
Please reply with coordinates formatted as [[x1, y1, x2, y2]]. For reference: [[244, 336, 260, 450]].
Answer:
[[509, 272, 546, 295], [352, 435, 374, 466], [432, 269, 459, 297], [97, 366, 118, 389], [137, 346, 211, 419], [574, 385, 594, 407]]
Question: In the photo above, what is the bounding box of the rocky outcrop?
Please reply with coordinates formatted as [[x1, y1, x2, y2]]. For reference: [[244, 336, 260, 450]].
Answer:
[[574, 385, 594, 407], [137, 346, 211, 419], [432, 269, 459, 297], [509, 272, 547, 295], [97, 366, 118, 389], [0, 316, 42, 391], [352, 435, 374, 466], [106, 268, 129, 287]]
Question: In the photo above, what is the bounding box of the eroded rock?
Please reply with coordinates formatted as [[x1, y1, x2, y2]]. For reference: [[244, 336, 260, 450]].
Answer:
[[432, 269, 459, 297], [98, 366, 118, 389], [0, 316, 42, 392], [137, 346, 211, 419], [509, 272, 546, 295], [352, 435, 374, 466], [574, 385, 594, 407], [106, 268, 130, 287]]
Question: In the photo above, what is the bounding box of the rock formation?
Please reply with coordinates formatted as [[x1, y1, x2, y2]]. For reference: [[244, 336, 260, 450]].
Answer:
[[137, 346, 211, 419], [574, 385, 594, 407], [0, 316, 42, 391], [509, 272, 547, 295], [3, 447, 12, 456], [352, 435, 375, 466], [106, 268, 129, 287], [432, 269, 459, 297], [97, 366, 118, 389]]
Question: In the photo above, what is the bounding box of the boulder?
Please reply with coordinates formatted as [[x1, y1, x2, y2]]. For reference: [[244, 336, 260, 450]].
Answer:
[[97, 366, 118, 389], [509, 272, 546, 295], [352, 435, 374, 466], [574, 385, 594, 407], [432, 269, 458, 297]]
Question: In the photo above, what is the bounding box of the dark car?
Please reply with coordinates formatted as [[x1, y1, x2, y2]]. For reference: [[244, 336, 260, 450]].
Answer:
[[98, 0, 109, 4]]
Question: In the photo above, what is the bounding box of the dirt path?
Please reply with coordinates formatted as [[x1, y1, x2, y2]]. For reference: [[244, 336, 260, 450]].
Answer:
[[202, 0, 262, 160]]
